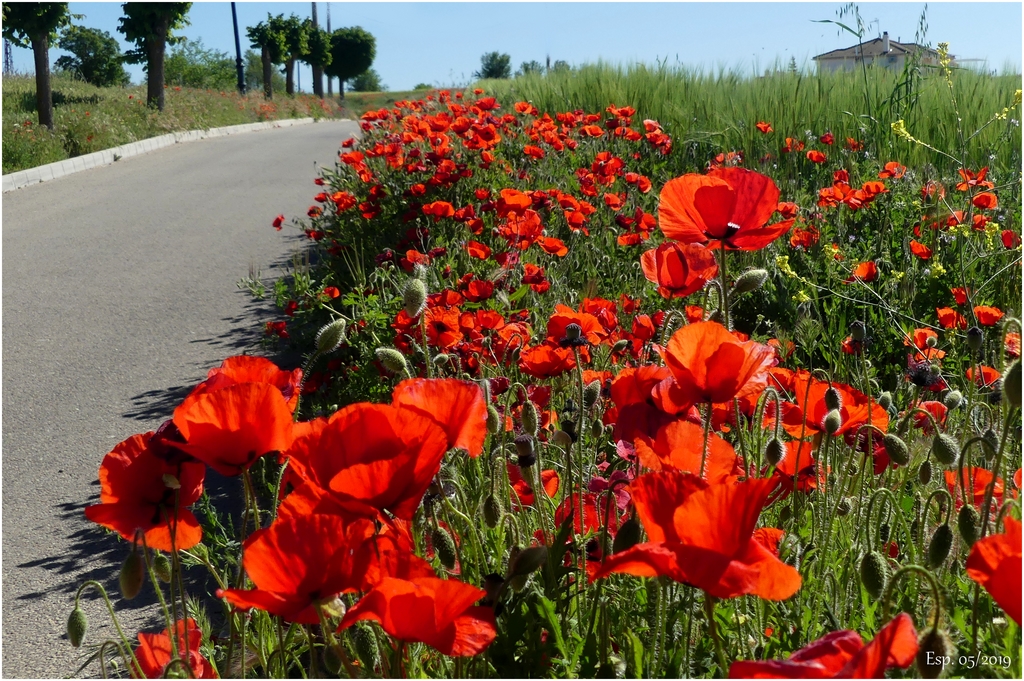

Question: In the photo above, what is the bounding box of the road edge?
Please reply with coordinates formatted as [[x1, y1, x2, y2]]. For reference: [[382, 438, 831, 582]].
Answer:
[[2, 117, 349, 193]]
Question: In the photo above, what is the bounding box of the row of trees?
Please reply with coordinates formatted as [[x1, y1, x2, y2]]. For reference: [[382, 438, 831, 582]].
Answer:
[[474, 51, 571, 80]]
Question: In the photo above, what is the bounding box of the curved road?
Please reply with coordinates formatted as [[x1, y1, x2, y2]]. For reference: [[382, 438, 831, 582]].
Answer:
[[2, 119, 358, 678]]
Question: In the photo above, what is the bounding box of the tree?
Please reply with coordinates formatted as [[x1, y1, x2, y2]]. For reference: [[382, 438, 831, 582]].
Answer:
[[118, 3, 192, 111], [350, 68, 385, 92], [301, 21, 332, 98], [474, 51, 511, 80], [516, 60, 543, 77], [278, 14, 308, 95], [243, 48, 284, 96], [246, 13, 287, 99], [163, 37, 234, 89], [2, 2, 71, 129], [324, 26, 375, 100], [55, 25, 130, 87]]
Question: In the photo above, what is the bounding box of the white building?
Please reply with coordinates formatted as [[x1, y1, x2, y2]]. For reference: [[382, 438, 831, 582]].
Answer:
[[813, 32, 949, 73]]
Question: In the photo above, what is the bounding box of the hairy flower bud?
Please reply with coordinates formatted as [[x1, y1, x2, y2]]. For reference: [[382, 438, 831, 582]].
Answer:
[[883, 433, 910, 466], [732, 268, 769, 295], [765, 437, 787, 467], [509, 545, 548, 578], [514, 435, 536, 468], [583, 380, 602, 409], [966, 326, 984, 353], [837, 497, 852, 516], [153, 552, 172, 584], [612, 338, 630, 353], [931, 433, 960, 467], [432, 526, 457, 570], [860, 550, 889, 601], [958, 505, 980, 547], [120, 549, 145, 600], [824, 386, 843, 411], [942, 390, 963, 411], [917, 628, 954, 679], [1003, 359, 1022, 408], [483, 493, 502, 529], [877, 391, 893, 411], [521, 399, 539, 436], [486, 405, 501, 434], [878, 523, 891, 544], [353, 624, 380, 671], [824, 409, 843, 436], [591, 419, 605, 439], [402, 278, 427, 318], [315, 318, 347, 354], [982, 428, 999, 458], [850, 320, 867, 342], [918, 460, 933, 484], [67, 607, 87, 648], [376, 347, 409, 376], [927, 524, 954, 569], [551, 430, 573, 449]]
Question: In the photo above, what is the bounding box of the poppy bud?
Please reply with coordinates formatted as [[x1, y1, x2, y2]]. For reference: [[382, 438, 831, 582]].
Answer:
[[837, 497, 852, 516], [917, 627, 954, 679], [353, 624, 380, 671], [509, 345, 522, 364], [551, 429, 573, 449], [432, 526, 457, 570], [67, 607, 87, 647], [732, 268, 769, 295], [824, 409, 843, 435], [433, 352, 450, 365], [824, 386, 843, 411], [958, 504, 980, 547], [918, 460, 933, 484], [591, 419, 605, 439], [931, 433, 960, 466], [564, 323, 583, 342], [481, 336, 492, 349], [927, 524, 954, 568], [153, 552, 172, 584], [860, 550, 889, 601], [483, 494, 502, 528], [764, 437, 786, 467], [376, 347, 409, 376], [486, 405, 501, 434], [315, 318, 347, 354], [708, 308, 725, 325], [521, 400, 539, 436], [850, 320, 867, 342], [583, 380, 602, 409], [514, 434, 536, 468], [402, 278, 427, 318], [613, 517, 643, 554], [910, 518, 920, 543], [942, 390, 963, 410], [967, 326, 984, 353], [120, 549, 145, 600], [509, 545, 548, 578], [982, 428, 999, 457], [878, 391, 893, 411], [883, 433, 910, 466], [323, 645, 343, 676], [879, 523, 891, 543], [1003, 359, 1022, 408], [612, 338, 630, 353], [561, 419, 578, 442]]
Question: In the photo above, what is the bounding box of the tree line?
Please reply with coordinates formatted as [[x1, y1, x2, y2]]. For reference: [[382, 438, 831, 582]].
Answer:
[[1, 2, 377, 130]]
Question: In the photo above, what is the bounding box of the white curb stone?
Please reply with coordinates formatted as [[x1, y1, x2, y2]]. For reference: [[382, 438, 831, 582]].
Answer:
[[2, 117, 324, 192]]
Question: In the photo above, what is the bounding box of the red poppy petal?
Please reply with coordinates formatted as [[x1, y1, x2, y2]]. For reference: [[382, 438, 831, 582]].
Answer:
[[836, 613, 918, 678]]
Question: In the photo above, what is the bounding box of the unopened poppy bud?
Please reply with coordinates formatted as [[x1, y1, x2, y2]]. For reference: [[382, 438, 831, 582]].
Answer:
[[583, 380, 601, 409], [910, 518, 921, 543], [613, 517, 643, 554], [925, 334, 938, 348], [612, 338, 630, 353], [708, 308, 725, 325], [732, 268, 769, 295], [483, 494, 502, 528], [561, 419, 578, 442], [509, 345, 522, 364], [433, 352, 450, 365], [878, 391, 893, 411], [824, 409, 843, 435], [878, 523, 891, 543], [850, 320, 867, 342], [509, 545, 548, 578], [928, 363, 942, 379], [927, 524, 954, 568], [943, 390, 964, 410], [982, 428, 999, 457], [315, 318, 347, 354], [481, 336, 492, 349], [591, 419, 605, 439], [917, 627, 954, 679], [837, 497, 852, 516], [931, 433, 960, 466], [551, 429, 572, 449], [765, 437, 786, 467], [521, 400, 539, 436], [883, 433, 910, 466], [67, 607, 87, 647], [120, 549, 145, 600], [486, 405, 501, 434], [353, 624, 380, 670], [323, 645, 343, 676], [824, 385, 843, 411], [1002, 359, 1022, 408], [860, 550, 888, 601], [958, 505, 980, 547], [967, 326, 984, 352], [514, 435, 536, 468], [918, 460, 933, 484], [432, 526, 457, 570], [376, 347, 409, 375], [402, 278, 427, 318], [153, 552, 172, 584]]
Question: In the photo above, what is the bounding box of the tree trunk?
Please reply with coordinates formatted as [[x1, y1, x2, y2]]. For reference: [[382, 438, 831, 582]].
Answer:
[[327, 74, 332, 96], [285, 58, 295, 95], [261, 45, 273, 99], [146, 20, 169, 111], [338, 79, 345, 101], [32, 32, 54, 130], [312, 65, 323, 98]]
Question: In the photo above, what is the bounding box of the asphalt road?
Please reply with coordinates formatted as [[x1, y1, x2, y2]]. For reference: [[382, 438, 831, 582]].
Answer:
[[2, 119, 359, 678]]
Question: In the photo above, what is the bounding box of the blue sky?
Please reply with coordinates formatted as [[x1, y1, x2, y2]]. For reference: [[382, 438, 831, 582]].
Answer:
[[8, 2, 1023, 91]]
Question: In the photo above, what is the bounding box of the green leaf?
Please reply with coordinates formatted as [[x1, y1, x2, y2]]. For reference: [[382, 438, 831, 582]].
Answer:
[[534, 597, 568, 660], [508, 284, 530, 303]]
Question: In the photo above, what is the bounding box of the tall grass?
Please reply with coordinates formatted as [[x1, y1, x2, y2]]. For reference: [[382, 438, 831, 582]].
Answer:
[[479, 62, 1022, 175]]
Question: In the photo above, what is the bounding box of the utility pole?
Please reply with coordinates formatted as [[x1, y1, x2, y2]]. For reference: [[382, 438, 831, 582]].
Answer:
[[3, 39, 13, 76], [231, 2, 245, 94], [326, 3, 332, 96]]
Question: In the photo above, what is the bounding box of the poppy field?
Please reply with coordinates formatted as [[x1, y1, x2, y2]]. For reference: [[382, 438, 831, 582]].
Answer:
[[71, 53, 1023, 679]]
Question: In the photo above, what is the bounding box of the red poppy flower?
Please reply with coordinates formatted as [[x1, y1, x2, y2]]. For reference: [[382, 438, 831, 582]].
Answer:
[[945, 467, 1004, 510], [782, 138, 805, 153], [1006, 332, 1021, 358], [658, 321, 775, 407], [546, 305, 607, 346], [633, 419, 743, 483], [773, 372, 888, 441], [84, 433, 205, 552], [956, 167, 994, 191], [507, 464, 560, 508], [909, 239, 932, 260], [183, 355, 302, 414], [878, 161, 906, 179], [819, 132, 835, 145], [465, 240, 491, 260], [974, 306, 1005, 326], [338, 577, 497, 657], [806, 150, 827, 164], [844, 261, 877, 283], [1001, 230, 1021, 249], [392, 378, 488, 457], [966, 365, 1001, 388], [789, 224, 819, 249], [591, 473, 801, 601], [658, 168, 795, 251], [539, 236, 569, 256], [135, 619, 217, 679], [518, 342, 576, 379], [424, 306, 464, 349], [728, 612, 918, 678], [273, 214, 285, 230], [640, 242, 719, 299], [966, 517, 1021, 625], [936, 307, 968, 330], [972, 192, 998, 210], [756, 121, 773, 134], [905, 328, 945, 360]]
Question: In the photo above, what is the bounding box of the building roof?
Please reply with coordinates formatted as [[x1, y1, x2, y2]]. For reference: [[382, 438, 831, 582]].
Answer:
[[813, 36, 945, 61]]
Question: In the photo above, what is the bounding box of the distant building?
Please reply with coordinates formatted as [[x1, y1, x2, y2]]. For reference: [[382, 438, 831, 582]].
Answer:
[[813, 32, 949, 72]]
